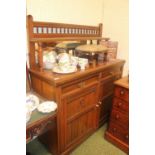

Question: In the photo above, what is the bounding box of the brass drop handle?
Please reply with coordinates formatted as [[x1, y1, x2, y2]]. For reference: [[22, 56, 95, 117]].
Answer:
[[120, 90, 125, 95], [115, 114, 120, 119]]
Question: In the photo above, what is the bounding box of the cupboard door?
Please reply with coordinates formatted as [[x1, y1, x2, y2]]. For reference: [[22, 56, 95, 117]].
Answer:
[[99, 95, 113, 126], [98, 76, 115, 127], [66, 109, 96, 148], [63, 85, 97, 149]]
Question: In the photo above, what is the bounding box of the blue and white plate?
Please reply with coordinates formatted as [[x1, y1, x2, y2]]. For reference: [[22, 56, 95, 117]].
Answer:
[[26, 94, 39, 111], [37, 101, 57, 113]]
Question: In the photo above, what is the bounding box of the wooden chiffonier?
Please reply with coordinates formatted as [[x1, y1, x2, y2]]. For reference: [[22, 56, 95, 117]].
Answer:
[[29, 60, 125, 155], [105, 76, 129, 153]]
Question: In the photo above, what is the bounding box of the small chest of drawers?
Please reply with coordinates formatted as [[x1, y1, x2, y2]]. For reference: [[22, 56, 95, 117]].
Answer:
[[105, 76, 129, 153]]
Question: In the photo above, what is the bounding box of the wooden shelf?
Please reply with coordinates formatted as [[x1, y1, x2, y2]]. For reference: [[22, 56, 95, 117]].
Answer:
[[30, 37, 110, 43]]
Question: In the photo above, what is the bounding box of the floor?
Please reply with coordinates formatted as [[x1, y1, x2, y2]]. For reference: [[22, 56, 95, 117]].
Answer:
[[26, 124, 127, 155]]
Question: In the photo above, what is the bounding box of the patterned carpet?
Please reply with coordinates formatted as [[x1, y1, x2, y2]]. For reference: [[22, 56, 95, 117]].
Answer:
[[26, 124, 127, 155]]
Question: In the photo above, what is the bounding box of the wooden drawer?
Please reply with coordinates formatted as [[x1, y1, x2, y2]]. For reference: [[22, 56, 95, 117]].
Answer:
[[108, 122, 129, 144], [114, 86, 129, 102], [113, 97, 129, 113], [110, 109, 128, 129], [101, 65, 122, 80], [62, 75, 98, 94]]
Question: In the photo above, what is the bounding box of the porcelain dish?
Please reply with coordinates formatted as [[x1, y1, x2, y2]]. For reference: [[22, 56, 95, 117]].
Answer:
[[37, 101, 57, 113], [26, 106, 32, 123], [43, 51, 57, 69], [53, 65, 77, 74], [26, 94, 39, 111]]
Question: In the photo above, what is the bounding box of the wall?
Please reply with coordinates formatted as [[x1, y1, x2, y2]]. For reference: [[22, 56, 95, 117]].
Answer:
[[102, 0, 129, 76], [26, 0, 103, 25], [26, 0, 128, 76]]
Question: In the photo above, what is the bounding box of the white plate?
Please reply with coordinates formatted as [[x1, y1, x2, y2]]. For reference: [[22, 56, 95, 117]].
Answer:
[[37, 101, 57, 113], [26, 94, 39, 111], [53, 65, 77, 74], [26, 106, 32, 123]]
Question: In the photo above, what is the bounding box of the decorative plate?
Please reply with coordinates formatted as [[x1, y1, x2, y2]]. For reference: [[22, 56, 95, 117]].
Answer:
[[52, 65, 77, 74], [37, 101, 57, 113], [26, 94, 39, 111], [26, 106, 32, 123]]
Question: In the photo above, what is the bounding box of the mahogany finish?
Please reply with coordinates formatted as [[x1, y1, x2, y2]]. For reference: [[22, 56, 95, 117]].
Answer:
[[27, 15, 125, 155], [29, 60, 125, 155], [105, 76, 129, 153]]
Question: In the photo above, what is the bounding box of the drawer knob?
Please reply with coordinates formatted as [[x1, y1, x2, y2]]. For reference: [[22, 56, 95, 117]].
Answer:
[[115, 114, 120, 119], [113, 127, 117, 132], [96, 104, 99, 107], [117, 102, 122, 107], [120, 90, 125, 95], [125, 134, 129, 139], [98, 101, 102, 105]]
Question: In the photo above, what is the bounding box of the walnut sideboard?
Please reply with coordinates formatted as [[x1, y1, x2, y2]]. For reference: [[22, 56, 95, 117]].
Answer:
[[29, 59, 125, 155]]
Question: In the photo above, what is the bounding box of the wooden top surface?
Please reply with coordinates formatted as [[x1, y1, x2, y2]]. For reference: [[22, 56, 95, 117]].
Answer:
[[29, 59, 125, 86], [114, 76, 129, 89]]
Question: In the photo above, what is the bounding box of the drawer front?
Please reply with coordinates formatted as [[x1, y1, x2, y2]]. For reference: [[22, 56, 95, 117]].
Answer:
[[110, 109, 128, 129], [99, 75, 115, 100], [66, 86, 97, 119], [62, 75, 98, 94], [113, 97, 129, 113], [101, 65, 122, 80], [108, 122, 129, 144], [114, 86, 129, 102]]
